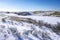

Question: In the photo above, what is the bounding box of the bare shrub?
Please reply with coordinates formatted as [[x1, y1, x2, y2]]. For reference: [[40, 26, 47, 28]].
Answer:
[[54, 23, 60, 32], [2, 18, 6, 23], [38, 20, 44, 27]]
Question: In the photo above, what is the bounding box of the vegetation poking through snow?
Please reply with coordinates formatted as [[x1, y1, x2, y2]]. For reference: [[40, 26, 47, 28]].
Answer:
[[0, 13, 60, 40], [2, 16, 60, 35], [44, 11, 60, 17]]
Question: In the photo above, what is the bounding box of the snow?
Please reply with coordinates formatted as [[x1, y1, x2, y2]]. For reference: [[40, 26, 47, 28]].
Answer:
[[0, 13, 60, 40], [10, 16, 60, 24], [4, 13, 60, 24], [0, 25, 16, 40], [26, 16, 60, 24]]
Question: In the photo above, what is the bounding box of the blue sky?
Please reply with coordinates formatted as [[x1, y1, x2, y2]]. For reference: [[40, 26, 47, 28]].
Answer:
[[0, 0, 60, 12]]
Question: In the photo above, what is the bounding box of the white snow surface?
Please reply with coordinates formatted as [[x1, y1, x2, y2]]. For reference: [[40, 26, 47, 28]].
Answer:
[[5, 13, 60, 24], [0, 13, 60, 40], [17, 16, 60, 24]]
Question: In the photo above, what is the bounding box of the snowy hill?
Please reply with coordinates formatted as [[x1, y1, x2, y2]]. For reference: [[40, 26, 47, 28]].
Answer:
[[32, 11, 60, 16], [0, 11, 60, 16], [0, 12, 60, 40]]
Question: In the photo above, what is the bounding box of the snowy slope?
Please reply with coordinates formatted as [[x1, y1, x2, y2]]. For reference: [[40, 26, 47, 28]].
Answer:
[[0, 13, 60, 40], [4, 13, 60, 24]]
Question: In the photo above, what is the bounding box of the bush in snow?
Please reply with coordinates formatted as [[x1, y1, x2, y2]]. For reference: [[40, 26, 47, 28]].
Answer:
[[53, 23, 60, 33], [38, 20, 44, 27], [2, 18, 6, 23], [9, 27, 23, 40]]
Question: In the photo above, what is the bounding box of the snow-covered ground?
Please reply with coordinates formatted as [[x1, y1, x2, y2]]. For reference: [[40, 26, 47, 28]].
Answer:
[[4, 13, 60, 24], [0, 13, 60, 40]]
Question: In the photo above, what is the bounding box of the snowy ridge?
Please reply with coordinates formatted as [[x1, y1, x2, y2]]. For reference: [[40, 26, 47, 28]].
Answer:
[[0, 13, 60, 40]]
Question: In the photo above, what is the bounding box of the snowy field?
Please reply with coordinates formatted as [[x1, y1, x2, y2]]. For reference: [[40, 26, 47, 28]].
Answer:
[[0, 13, 60, 40]]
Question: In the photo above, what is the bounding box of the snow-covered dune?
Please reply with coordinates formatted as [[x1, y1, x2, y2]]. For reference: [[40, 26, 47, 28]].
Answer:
[[0, 13, 60, 40], [3, 13, 60, 24], [17, 16, 60, 24], [5, 13, 60, 24]]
